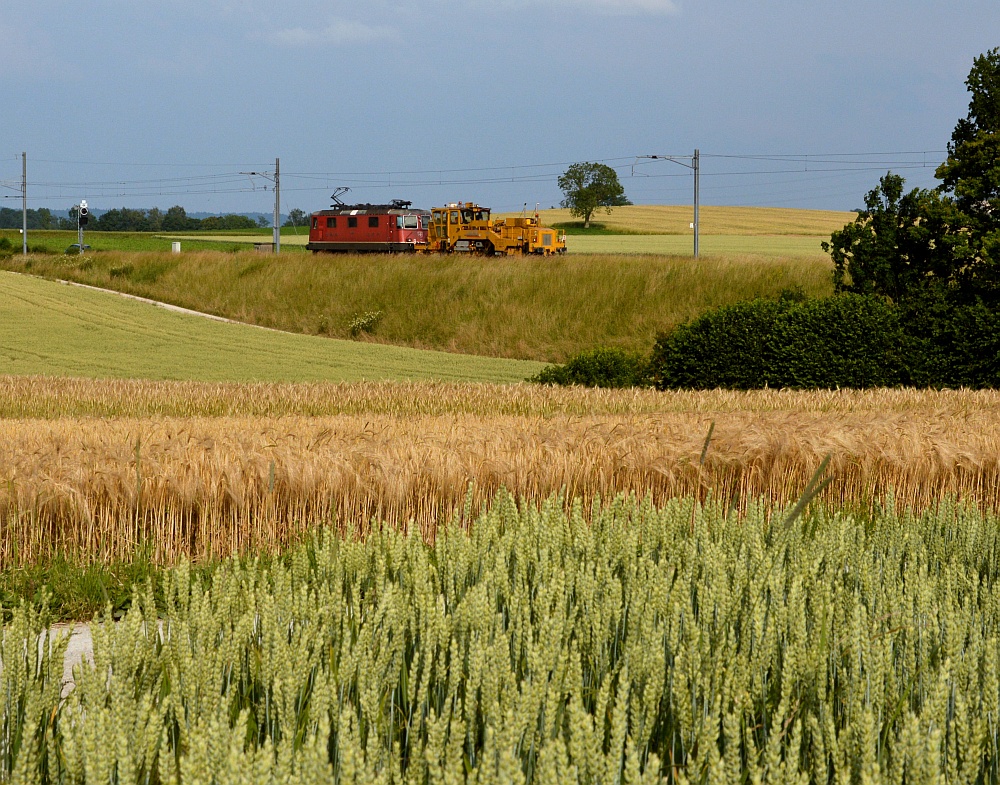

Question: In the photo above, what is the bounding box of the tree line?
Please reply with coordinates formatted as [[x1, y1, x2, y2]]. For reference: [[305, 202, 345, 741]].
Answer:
[[0, 206, 312, 232]]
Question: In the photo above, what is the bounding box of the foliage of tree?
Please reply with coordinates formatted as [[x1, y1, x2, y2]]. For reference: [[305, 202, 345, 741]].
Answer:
[[202, 214, 258, 231], [822, 174, 972, 302], [283, 208, 308, 228], [649, 294, 910, 389], [824, 48, 1000, 307], [557, 162, 631, 228], [67, 205, 261, 232], [0, 207, 53, 230], [936, 48, 1000, 226], [95, 207, 152, 232], [162, 206, 192, 231]]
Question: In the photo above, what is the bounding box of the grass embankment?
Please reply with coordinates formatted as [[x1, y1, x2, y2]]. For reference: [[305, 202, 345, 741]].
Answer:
[[3, 377, 1000, 572], [0, 273, 542, 382], [0, 249, 833, 362]]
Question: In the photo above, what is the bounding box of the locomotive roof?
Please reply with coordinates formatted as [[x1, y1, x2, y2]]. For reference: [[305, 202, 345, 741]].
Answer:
[[313, 202, 429, 216]]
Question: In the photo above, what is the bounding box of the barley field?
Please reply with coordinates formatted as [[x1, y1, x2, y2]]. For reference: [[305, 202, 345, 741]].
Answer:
[[3, 377, 1000, 565]]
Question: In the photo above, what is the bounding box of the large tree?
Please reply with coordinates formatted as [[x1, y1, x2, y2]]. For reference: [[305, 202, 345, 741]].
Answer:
[[162, 205, 191, 232], [936, 48, 1000, 224], [283, 208, 308, 228], [557, 162, 631, 228], [825, 49, 1000, 305], [823, 174, 972, 302]]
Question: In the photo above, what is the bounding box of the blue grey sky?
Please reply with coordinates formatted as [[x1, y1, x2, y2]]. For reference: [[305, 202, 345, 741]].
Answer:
[[2, 1, 998, 215]]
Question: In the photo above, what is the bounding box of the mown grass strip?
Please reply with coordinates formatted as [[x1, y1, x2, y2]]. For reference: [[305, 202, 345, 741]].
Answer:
[[0, 272, 542, 383]]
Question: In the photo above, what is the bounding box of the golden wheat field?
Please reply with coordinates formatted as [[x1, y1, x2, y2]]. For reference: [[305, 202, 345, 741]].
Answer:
[[2, 376, 1000, 565], [527, 204, 855, 235]]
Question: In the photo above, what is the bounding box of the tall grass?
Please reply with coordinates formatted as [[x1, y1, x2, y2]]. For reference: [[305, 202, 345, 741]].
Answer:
[[0, 249, 833, 361]]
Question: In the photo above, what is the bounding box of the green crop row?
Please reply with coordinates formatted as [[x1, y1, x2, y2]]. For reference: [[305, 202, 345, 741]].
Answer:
[[3, 491, 1000, 783]]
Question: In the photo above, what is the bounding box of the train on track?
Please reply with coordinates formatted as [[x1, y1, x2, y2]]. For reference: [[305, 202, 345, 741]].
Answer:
[[307, 196, 566, 256]]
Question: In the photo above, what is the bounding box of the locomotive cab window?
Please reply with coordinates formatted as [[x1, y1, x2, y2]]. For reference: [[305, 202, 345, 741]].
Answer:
[[347, 217, 357, 228], [369, 216, 379, 228], [312, 217, 318, 229], [402, 215, 418, 229], [326, 217, 337, 228]]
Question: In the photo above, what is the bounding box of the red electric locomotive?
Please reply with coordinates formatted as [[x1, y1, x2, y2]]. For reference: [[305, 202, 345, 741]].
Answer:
[[306, 197, 429, 253]]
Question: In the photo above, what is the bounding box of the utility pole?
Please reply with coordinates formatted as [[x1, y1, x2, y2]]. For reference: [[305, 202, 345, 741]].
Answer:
[[21, 153, 27, 256], [242, 160, 281, 254], [273, 157, 280, 254], [637, 149, 701, 258], [693, 149, 700, 259]]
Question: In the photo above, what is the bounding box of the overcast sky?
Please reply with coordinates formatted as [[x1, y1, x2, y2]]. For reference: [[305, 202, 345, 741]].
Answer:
[[2, 1, 998, 215]]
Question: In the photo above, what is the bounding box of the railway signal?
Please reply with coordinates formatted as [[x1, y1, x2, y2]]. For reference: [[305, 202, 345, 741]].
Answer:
[[77, 200, 88, 254]]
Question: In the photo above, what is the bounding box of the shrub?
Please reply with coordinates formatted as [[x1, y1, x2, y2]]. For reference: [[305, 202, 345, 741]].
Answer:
[[648, 299, 783, 389], [531, 346, 649, 388], [349, 310, 383, 337], [900, 292, 1000, 388], [650, 294, 908, 389]]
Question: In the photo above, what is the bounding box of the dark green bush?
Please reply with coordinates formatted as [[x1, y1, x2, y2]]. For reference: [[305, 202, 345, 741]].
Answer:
[[648, 299, 782, 389], [900, 292, 1000, 388], [650, 294, 908, 389], [531, 346, 649, 388]]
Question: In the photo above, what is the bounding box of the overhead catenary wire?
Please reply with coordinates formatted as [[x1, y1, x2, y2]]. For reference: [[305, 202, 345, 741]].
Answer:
[[5, 150, 948, 208]]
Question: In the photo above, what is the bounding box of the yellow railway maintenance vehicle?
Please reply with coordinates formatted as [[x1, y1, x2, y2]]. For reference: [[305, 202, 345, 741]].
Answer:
[[419, 203, 567, 256]]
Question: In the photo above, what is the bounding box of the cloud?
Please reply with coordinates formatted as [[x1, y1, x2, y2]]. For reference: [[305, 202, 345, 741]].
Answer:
[[272, 18, 398, 46], [556, 0, 679, 12], [463, 0, 680, 14]]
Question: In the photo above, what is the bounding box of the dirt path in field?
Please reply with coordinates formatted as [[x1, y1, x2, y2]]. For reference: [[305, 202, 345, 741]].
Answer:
[[48, 623, 93, 696], [52, 277, 282, 331]]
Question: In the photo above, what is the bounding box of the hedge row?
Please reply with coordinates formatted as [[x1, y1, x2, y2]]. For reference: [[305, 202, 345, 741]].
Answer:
[[532, 294, 1000, 390], [650, 294, 909, 389]]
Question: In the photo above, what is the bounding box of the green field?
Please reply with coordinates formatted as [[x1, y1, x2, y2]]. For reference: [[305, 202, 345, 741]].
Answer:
[[0, 272, 543, 382], [565, 233, 828, 257]]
